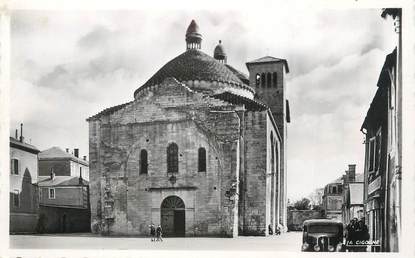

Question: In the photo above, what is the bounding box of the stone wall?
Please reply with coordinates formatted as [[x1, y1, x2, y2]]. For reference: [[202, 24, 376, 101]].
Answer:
[[38, 206, 91, 233], [240, 111, 268, 235], [247, 61, 288, 231], [88, 78, 241, 237]]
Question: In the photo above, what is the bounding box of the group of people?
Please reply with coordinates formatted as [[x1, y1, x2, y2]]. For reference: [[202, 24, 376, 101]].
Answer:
[[268, 224, 282, 235], [345, 218, 370, 252], [149, 224, 163, 242]]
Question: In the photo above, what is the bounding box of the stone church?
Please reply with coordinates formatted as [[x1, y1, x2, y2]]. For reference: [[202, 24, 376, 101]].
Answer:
[[87, 20, 290, 237]]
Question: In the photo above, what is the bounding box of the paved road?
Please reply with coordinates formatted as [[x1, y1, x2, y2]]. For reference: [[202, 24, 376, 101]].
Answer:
[[10, 231, 302, 251]]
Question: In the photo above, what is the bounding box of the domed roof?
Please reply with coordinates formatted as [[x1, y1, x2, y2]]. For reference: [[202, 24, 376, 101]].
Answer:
[[186, 20, 202, 43], [186, 20, 200, 36], [214, 40, 226, 60], [134, 49, 253, 97]]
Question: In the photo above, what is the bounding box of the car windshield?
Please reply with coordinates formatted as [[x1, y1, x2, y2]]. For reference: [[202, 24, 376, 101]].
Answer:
[[308, 224, 340, 234]]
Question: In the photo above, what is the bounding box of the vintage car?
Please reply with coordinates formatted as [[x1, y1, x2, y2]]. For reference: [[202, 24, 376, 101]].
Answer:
[[301, 219, 344, 252]]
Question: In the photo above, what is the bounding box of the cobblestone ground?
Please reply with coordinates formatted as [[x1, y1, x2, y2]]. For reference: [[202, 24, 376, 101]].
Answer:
[[10, 231, 302, 251]]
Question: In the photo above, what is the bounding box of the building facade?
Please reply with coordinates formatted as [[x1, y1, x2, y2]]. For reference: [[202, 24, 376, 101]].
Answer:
[[87, 20, 290, 237], [341, 165, 364, 223], [39, 147, 89, 180], [322, 178, 343, 221], [9, 125, 40, 233], [37, 175, 90, 233], [361, 9, 401, 252], [37, 147, 91, 233]]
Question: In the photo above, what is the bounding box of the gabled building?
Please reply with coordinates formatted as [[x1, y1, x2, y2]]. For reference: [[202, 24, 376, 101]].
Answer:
[[87, 20, 290, 237], [36, 147, 91, 233], [9, 124, 40, 233], [360, 8, 401, 252], [37, 175, 90, 233], [39, 147, 89, 180]]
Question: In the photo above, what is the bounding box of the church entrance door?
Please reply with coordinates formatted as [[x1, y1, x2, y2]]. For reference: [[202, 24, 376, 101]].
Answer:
[[161, 196, 185, 237]]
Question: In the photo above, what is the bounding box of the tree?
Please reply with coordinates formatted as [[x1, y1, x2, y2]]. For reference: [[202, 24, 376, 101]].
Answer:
[[293, 198, 311, 210]]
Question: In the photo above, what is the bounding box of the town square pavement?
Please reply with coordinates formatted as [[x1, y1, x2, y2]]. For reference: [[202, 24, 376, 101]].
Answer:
[[10, 231, 302, 251]]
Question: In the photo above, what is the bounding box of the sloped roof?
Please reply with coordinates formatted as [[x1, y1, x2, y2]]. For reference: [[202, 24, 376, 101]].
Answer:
[[212, 91, 268, 111], [225, 64, 250, 85], [10, 137, 40, 154], [87, 101, 133, 121], [246, 56, 289, 73], [329, 176, 343, 184], [38, 176, 88, 187], [39, 147, 88, 166], [134, 49, 254, 97], [377, 48, 396, 89], [361, 49, 396, 131]]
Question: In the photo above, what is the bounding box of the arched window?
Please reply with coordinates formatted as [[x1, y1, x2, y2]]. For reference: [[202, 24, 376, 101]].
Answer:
[[198, 147, 206, 172], [273, 72, 277, 87], [267, 73, 272, 88], [140, 149, 148, 174], [261, 73, 266, 87], [167, 143, 178, 173], [255, 73, 260, 86]]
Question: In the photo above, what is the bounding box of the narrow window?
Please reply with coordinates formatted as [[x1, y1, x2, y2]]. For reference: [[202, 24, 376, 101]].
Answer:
[[10, 159, 19, 175], [267, 73, 272, 88], [332, 186, 337, 194], [167, 143, 178, 173], [261, 73, 266, 87], [49, 188, 55, 199], [374, 131, 381, 172], [198, 147, 206, 172], [368, 137, 375, 172], [140, 149, 148, 174], [273, 72, 278, 87], [255, 73, 260, 86], [79, 167, 82, 178], [13, 190, 20, 207]]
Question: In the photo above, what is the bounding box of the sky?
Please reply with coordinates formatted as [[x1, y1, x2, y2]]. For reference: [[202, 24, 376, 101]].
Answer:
[[9, 7, 397, 201]]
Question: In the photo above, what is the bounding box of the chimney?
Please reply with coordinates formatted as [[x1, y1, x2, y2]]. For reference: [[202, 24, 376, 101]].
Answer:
[[50, 171, 55, 180], [15, 129, 18, 139], [83, 156, 87, 161], [74, 148, 79, 158], [79, 170, 83, 185], [66, 148, 69, 153], [348, 164, 356, 182], [19, 123, 24, 142]]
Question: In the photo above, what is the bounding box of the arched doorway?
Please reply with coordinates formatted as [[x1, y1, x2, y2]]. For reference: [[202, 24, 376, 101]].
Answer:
[[161, 196, 185, 237]]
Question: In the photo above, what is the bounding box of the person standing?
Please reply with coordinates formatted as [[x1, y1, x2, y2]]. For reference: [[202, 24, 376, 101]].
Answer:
[[149, 224, 156, 242], [354, 219, 369, 252], [156, 224, 163, 242], [346, 218, 357, 252]]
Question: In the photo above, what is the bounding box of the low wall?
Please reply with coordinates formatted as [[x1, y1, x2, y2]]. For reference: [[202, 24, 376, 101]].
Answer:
[[38, 206, 91, 233], [288, 210, 323, 231], [10, 213, 38, 233]]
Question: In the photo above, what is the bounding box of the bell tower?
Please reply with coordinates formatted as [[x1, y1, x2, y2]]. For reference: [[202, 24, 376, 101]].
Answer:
[[246, 56, 290, 128], [246, 56, 290, 229]]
